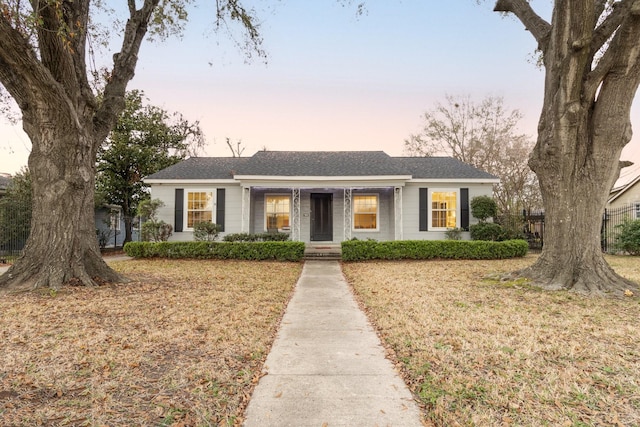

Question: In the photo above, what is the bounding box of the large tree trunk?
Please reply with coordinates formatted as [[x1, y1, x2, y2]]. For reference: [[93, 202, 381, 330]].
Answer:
[[0, 110, 123, 292], [495, 0, 640, 296], [0, 0, 163, 291]]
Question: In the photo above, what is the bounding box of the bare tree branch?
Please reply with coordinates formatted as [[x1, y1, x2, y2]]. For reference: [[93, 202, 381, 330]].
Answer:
[[494, 0, 551, 51], [94, 0, 160, 143]]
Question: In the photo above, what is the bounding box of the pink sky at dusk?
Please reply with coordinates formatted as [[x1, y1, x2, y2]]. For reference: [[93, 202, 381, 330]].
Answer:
[[1, 1, 639, 183]]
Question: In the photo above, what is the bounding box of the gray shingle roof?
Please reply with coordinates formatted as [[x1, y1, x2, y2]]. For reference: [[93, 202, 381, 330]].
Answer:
[[242, 151, 409, 176], [395, 157, 497, 179], [145, 157, 248, 180], [145, 152, 498, 181]]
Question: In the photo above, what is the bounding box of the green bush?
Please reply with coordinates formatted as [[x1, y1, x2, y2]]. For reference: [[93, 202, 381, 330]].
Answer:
[[445, 227, 464, 240], [193, 221, 221, 241], [470, 196, 497, 222], [123, 241, 304, 261], [341, 239, 528, 261], [141, 221, 173, 242], [223, 232, 290, 242], [469, 222, 508, 241], [615, 218, 640, 255]]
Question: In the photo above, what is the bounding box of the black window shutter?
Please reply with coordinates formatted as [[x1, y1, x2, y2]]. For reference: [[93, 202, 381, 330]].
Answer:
[[216, 188, 225, 232], [419, 188, 428, 231], [175, 189, 184, 232], [460, 188, 469, 231]]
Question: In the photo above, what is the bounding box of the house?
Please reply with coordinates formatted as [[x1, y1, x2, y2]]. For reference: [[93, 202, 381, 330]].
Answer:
[[144, 151, 499, 243], [0, 173, 11, 198], [95, 204, 142, 248], [607, 174, 640, 219]]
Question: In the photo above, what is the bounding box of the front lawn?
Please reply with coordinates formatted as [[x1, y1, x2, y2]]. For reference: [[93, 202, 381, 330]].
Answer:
[[343, 255, 640, 427], [0, 260, 302, 426]]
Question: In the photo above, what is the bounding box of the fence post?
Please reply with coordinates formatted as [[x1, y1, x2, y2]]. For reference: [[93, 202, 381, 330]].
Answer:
[[601, 209, 607, 252]]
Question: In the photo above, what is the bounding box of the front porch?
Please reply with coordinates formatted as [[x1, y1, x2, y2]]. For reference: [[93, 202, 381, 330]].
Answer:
[[240, 185, 404, 244]]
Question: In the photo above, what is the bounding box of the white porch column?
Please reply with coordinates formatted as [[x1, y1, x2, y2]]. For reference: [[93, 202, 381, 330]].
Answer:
[[394, 186, 403, 241], [241, 186, 251, 233], [291, 188, 301, 241], [343, 188, 352, 241]]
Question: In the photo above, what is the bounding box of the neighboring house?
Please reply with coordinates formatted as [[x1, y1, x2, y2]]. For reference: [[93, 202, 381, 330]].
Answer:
[[0, 173, 11, 198], [608, 174, 640, 219], [144, 151, 499, 243], [95, 204, 139, 247]]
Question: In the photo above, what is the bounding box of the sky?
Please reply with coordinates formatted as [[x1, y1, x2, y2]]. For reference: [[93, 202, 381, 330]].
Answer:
[[1, 0, 640, 183]]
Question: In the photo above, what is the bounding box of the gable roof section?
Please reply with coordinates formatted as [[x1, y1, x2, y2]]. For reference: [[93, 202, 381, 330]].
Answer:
[[144, 151, 498, 182], [395, 157, 497, 180], [239, 151, 409, 177], [608, 174, 640, 204], [145, 157, 248, 180]]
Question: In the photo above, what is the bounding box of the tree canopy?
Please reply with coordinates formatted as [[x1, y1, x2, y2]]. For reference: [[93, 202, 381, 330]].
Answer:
[[405, 95, 542, 213], [0, 0, 261, 291], [96, 90, 204, 243]]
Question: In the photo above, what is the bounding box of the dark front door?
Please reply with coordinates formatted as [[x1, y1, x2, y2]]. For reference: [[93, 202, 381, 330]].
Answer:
[[310, 193, 333, 241]]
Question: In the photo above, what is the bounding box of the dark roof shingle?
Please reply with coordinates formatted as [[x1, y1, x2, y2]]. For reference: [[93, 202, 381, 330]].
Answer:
[[145, 151, 498, 181]]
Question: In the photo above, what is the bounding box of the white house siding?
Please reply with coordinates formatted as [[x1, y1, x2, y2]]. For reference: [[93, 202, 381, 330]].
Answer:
[[148, 182, 494, 243], [350, 188, 394, 242], [149, 183, 243, 241], [401, 182, 494, 241]]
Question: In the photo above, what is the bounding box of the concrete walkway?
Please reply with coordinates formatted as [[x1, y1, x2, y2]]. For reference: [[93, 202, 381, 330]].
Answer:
[[243, 261, 423, 427]]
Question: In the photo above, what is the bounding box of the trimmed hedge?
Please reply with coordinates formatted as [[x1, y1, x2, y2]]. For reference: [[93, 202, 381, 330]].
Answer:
[[223, 232, 290, 242], [123, 241, 305, 261], [341, 239, 528, 261]]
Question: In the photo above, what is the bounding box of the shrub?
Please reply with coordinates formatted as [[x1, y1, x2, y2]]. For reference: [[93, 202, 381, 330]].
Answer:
[[141, 221, 173, 242], [193, 221, 221, 241], [469, 222, 508, 241], [471, 196, 497, 222], [615, 218, 640, 255], [123, 241, 304, 261], [445, 227, 463, 240], [223, 232, 290, 242], [341, 239, 528, 261], [137, 198, 172, 242]]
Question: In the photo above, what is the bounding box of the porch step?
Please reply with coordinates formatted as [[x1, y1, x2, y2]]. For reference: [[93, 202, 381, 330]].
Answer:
[[303, 245, 342, 261]]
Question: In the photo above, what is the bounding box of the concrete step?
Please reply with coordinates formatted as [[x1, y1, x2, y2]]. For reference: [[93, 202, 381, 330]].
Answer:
[[304, 245, 342, 261]]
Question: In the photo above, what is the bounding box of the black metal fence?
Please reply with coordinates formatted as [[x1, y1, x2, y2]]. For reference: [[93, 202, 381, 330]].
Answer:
[[0, 198, 31, 262], [497, 204, 639, 253], [601, 204, 639, 253]]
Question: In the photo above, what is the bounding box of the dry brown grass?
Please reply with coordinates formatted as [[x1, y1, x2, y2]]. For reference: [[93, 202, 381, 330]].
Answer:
[[0, 260, 302, 426], [343, 255, 640, 427]]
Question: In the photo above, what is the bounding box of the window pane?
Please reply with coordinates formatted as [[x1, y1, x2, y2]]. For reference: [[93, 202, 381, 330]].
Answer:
[[354, 195, 378, 230], [266, 195, 290, 230], [187, 192, 213, 228], [431, 191, 457, 228]]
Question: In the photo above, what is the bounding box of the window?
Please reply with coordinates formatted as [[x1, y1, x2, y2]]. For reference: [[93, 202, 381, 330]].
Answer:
[[265, 195, 290, 230], [635, 203, 640, 220], [431, 191, 457, 229], [109, 209, 121, 231], [187, 191, 213, 228], [353, 194, 378, 230]]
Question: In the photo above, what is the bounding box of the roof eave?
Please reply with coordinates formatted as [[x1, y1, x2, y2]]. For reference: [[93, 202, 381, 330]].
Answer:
[[144, 179, 239, 185]]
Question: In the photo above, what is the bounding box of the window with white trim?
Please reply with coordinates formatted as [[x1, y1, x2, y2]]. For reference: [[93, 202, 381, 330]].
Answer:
[[186, 191, 214, 229], [430, 190, 458, 229], [353, 194, 378, 230], [265, 194, 290, 230]]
